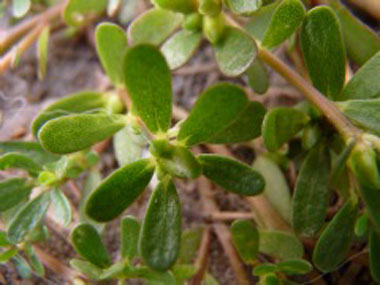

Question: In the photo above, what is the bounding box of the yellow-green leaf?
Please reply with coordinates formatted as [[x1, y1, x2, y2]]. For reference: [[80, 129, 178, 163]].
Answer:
[[230, 219, 259, 263], [0, 153, 42, 177], [37, 26, 49, 80], [12, 0, 30, 18], [63, 0, 107, 27], [152, 0, 196, 13]]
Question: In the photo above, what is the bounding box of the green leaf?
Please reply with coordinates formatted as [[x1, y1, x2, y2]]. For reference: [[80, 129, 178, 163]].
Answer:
[[329, 0, 380, 66], [230, 219, 259, 263], [354, 213, 369, 237], [70, 259, 102, 280], [172, 264, 198, 284], [12, 0, 30, 17], [369, 229, 380, 282], [262, 107, 309, 152], [0, 153, 42, 177], [198, 154, 265, 196], [25, 243, 44, 276], [39, 113, 126, 154], [152, 0, 196, 13], [123, 44, 172, 134], [277, 259, 312, 275], [253, 263, 277, 276], [128, 8, 183, 45], [178, 83, 250, 146], [199, 0, 221, 16], [134, 266, 176, 284], [203, 14, 225, 44], [301, 6, 346, 99], [161, 30, 202, 69], [205, 101, 266, 144], [86, 159, 155, 222], [50, 187, 72, 226], [262, 0, 305, 49], [99, 262, 126, 280], [247, 59, 270, 94], [0, 178, 32, 212], [0, 141, 59, 165], [32, 91, 121, 138], [70, 223, 111, 268], [95, 23, 128, 86], [7, 192, 50, 244], [0, 248, 18, 263], [259, 230, 304, 260], [12, 255, 32, 279], [292, 143, 331, 237], [340, 51, 380, 100], [37, 26, 49, 80], [357, 183, 380, 230], [253, 156, 292, 223], [120, 215, 140, 260], [225, 0, 262, 16], [0, 231, 11, 247], [140, 179, 181, 271], [113, 126, 145, 167], [63, 0, 107, 27], [214, 27, 257, 77], [177, 227, 203, 264], [313, 201, 358, 272], [337, 99, 380, 136]]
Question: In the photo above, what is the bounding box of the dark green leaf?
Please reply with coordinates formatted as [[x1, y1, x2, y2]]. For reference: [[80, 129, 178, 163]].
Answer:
[[262, 0, 305, 49], [177, 227, 203, 264], [70, 259, 102, 279], [301, 6, 346, 99], [340, 51, 380, 100], [313, 201, 358, 272], [226, 0, 261, 15], [230, 219, 259, 263], [354, 213, 368, 237], [0, 248, 18, 263], [25, 243, 44, 276], [0, 178, 32, 212], [96, 23, 128, 86], [259, 230, 304, 260], [357, 183, 380, 230], [198, 154, 265, 196], [253, 156, 292, 223], [12, 0, 30, 17], [39, 113, 126, 154], [161, 30, 202, 69], [123, 44, 172, 134], [152, 0, 196, 13], [32, 91, 121, 138], [262, 107, 309, 152], [247, 59, 270, 94], [0, 153, 41, 176], [177, 83, 250, 146], [244, 2, 278, 41], [369, 229, 380, 282], [253, 263, 277, 276], [140, 179, 181, 271], [128, 8, 183, 45], [7, 192, 50, 244], [86, 159, 155, 222], [277, 259, 312, 275], [113, 126, 145, 167], [120, 215, 140, 260], [63, 0, 107, 27], [71, 223, 111, 268], [50, 187, 72, 226], [292, 143, 331, 237], [214, 27, 257, 77], [329, 0, 380, 66], [37, 26, 49, 80]]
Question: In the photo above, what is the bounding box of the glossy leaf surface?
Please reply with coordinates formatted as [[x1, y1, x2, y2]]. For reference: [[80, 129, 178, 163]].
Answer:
[[120, 215, 140, 260], [123, 44, 172, 134], [301, 6, 346, 99], [39, 113, 126, 154], [225, 0, 261, 15], [198, 154, 265, 196], [86, 159, 155, 222], [50, 187, 72, 226], [214, 27, 257, 77], [140, 179, 181, 271], [0, 178, 31, 212], [63, 0, 107, 27], [113, 126, 145, 167], [292, 144, 331, 237], [230, 219, 259, 263], [245, 2, 278, 41]]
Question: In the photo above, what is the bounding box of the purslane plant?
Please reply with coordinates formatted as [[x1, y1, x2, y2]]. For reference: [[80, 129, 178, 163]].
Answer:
[[1, 0, 380, 283]]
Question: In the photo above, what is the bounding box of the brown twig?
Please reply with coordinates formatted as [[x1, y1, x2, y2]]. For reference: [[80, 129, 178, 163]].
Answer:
[[206, 211, 253, 222], [192, 226, 212, 285]]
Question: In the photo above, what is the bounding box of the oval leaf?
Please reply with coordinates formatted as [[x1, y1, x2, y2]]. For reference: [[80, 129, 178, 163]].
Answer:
[[12, 0, 30, 17], [313, 201, 358, 272], [214, 27, 257, 77], [0, 153, 42, 177], [63, 0, 107, 27], [37, 26, 49, 80], [121, 215, 140, 260], [71, 223, 111, 268], [128, 8, 183, 45], [96, 23, 128, 86], [358, 183, 380, 230], [0, 178, 32, 212], [123, 44, 172, 134], [161, 30, 202, 70], [292, 143, 331, 237], [198, 154, 265, 196], [277, 259, 312, 275], [226, 0, 262, 16], [140, 179, 181, 271], [50, 187, 72, 226], [86, 159, 155, 222], [39, 113, 126, 154], [301, 6, 346, 99], [70, 259, 102, 280], [262, 0, 305, 49], [7, 192, 50, 244], [152, 0, 196, 13], [113, 126, 145, 167], [369, 229, 380, 282], [247, 59, 270, 94], [245, 2, 278, 41], [230, 219, 259, 263], [262, 107, 309, 152]]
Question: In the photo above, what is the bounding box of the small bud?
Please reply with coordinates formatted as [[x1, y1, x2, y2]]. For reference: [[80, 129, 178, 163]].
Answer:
[[203, 13, 225, 44], [105, 92, 124, 114]]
